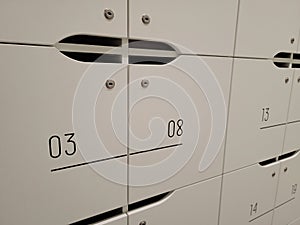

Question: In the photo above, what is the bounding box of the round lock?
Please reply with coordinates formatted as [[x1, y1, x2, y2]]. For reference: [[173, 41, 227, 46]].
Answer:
[[139, 221, 147, 225], [142, 14, 150, 24], [104, 9, 114, 20], [285, 78, 289, 84], [272, 172, 276, 177], [284, 167, 288, 173], [141, 79, 150, 88], [291, 38, 295, 44], [106, 79, 115, 89]]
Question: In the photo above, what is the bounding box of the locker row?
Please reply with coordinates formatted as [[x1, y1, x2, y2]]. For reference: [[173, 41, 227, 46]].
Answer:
[[1, 0, 300, 57], [1, 41, 300, 224]]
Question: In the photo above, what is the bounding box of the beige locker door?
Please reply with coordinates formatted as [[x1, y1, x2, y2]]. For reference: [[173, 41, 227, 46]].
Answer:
[[0, 44, 127, 225], [129, 0, 238, 55], [0, 0, 127, 44]]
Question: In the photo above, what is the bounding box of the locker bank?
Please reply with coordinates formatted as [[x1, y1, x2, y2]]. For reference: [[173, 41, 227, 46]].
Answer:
[[0, 1, 300, 225]]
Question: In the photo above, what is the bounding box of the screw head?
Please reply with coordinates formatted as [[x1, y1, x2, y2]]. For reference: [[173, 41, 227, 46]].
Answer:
[[105, 79, 115, 89], [104, 9, 114, 20], [141, 79, 150, 88], [291, 38, 295, 44], [139, 221, 146, 225], [142, 14, 150, 24]]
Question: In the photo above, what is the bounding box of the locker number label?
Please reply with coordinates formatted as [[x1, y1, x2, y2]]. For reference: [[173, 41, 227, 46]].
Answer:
[[48, 133, 77, 159], [262, 107, 270, 122], [250, 202, 258, 216]]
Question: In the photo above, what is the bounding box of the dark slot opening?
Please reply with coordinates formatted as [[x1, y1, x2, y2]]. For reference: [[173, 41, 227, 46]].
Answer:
[[61, 52, 122, 63], [292, 63, 300, 68], [128, 192, 171, 211], [129, 56, 175, 65], [278, 151, 298, 161], [274, 52, 292, 59], [59, 35, 122, 47], [129, 40, 175, 51], [273, 62, 290, 68], [293, 53, 300, 60], [69, 207, 123, 225], [259, 157, 277, 166]]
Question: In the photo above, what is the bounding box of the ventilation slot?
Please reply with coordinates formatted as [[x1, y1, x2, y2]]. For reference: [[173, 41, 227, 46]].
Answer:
[[56, 35, 122, 63], [129, 40, 177, 65], [128, 191, 172, 211], [273, 52, 292, 68], [259, 157, 277, 166], [69, 207, 123, 225], [59, 35, 122, 47], [278, 150, 298, 161], [292, 53, 300, 68]]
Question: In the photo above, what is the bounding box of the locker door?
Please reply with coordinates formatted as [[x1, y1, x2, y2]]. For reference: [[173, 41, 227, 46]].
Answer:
[[272, 151, 300, 225], [128, 177, 221, 225], [129, 0, 238, 55], [0, 0, 127, 44], [0, 44, 127, 225], [235, 0, 300, 58], [219, 162, 280, 225], [127, 54, 231, 203], [284, 70, 300, 154], [225, 59, 293, 172]]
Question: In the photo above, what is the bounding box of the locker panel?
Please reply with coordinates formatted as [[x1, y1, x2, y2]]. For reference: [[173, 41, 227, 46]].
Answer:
[[219, 163, 280, 225], [128, 56, 232, 202], [288, 70, 300, 122], [275, 151, 300, 208], [129, 0, 238, 55], [273, 198, 300, 225], [0, 45, 127, 225], [225, 59, 293, 172], [235, 0, 300, 58], [284, 122, 300, 154], [0, 0, 127, 44], [128, 177, 221, 225]]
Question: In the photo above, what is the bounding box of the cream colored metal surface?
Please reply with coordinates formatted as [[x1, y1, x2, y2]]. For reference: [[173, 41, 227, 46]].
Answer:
[[0, 45, 127, 225], [0, 0, 127, 44], [235, 0, 300, 58], [128, 56, 232, 202], [94, 214, 127, 225], [128, 177, 221, 225], [288, 70, 300, 122], [225, 59, 293, 172], [219, 163, 280, 225], [284, 122, 300, 154], [129, 0, 238, 55]]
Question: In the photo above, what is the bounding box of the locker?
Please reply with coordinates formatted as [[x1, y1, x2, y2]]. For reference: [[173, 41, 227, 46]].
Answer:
[[272, 151, 300, 225], [284, 123, 300, 154], [219, 162, 280, 225], [128, 176, 221, 225], [127, 55, 232, 202], [235, 0, 300, 58], [0, 44, 127, 225], [129, 0, 238, 55], [0, 0, 127, 44], [225, 59, 293, 172], [287, 70, 300, 122]]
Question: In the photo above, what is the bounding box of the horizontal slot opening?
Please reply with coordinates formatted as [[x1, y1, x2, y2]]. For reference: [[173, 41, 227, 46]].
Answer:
[[128, 192, 172, 211], [292, 63, 300, 68], [129, 40, 175, 51], [274, 52, 292, 59], [273, 62, 290, 68], [278, 150, 298, 161], [259, 157, 277, 166], [61, 52, 121, 63], [129, 56, 175, 65], [59, 35, 122, 47], [69, 207, 123, 225], [293, 53, 300, 60]]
